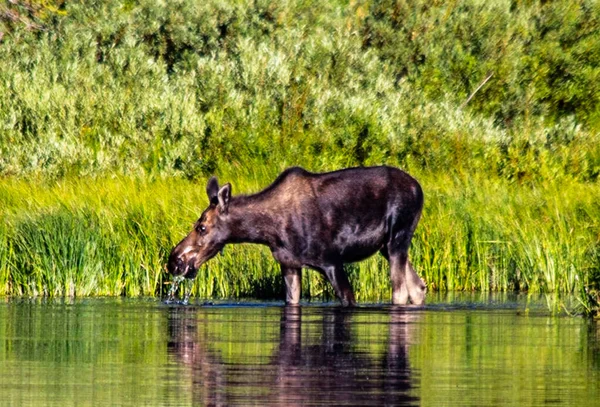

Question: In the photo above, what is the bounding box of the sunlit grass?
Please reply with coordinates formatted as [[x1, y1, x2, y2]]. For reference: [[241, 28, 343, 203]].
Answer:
[[1, 174, 598, 315]]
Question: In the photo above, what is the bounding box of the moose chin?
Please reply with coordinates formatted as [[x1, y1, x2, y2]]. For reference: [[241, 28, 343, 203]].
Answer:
[[167, 166, 426, 306]]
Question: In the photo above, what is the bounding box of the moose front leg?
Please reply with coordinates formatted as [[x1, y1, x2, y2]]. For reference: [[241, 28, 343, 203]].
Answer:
[[281, 266, 302, 305], [322, 263, 356, 307]]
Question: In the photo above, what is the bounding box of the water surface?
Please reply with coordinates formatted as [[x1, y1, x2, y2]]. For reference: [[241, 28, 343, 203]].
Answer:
[[0, 295, 598, 406]]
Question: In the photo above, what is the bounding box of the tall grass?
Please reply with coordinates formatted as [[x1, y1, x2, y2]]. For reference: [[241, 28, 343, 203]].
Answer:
[[0, 0, 599, 314], [1, 175, 598, 315]]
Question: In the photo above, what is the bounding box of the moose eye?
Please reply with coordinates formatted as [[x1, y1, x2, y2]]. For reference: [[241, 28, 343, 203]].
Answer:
[[196, 224, 207, 233]]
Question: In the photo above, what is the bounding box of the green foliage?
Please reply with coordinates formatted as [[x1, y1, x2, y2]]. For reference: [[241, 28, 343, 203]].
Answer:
[[0, 0, 599, 181], [0, 0, 599, 314], [1, 175, 599, 315], [362, 0, 600, 128]]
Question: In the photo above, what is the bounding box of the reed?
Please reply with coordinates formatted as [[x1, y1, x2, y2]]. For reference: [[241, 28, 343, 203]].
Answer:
[[1, 175, 598, 315]]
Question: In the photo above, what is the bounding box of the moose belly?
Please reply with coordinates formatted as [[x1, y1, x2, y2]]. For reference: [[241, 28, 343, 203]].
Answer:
[[333, 223, 386, 263]]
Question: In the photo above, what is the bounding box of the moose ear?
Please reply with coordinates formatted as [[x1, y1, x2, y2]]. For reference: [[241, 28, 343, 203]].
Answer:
[[206, 176, 219, 205], [217, 183, 231, 214]]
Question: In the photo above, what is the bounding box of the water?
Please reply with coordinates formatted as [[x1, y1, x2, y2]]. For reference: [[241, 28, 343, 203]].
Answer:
[[0, 295, 598, 406]]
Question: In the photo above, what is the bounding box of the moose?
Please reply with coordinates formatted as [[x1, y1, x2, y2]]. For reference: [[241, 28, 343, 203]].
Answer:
[[167, 166, 426, 306]]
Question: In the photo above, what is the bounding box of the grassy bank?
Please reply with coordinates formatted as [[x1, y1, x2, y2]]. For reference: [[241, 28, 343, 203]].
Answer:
[[1, 174, 599, 314], [0, 0, 599, 314]]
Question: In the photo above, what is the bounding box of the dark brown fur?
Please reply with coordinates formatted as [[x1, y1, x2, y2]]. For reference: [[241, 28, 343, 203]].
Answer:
[[168, 166, 426, 305]]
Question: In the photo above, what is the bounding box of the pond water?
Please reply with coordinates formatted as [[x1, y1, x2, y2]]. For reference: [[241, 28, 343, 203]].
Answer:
[[0, 295, 598, 406]]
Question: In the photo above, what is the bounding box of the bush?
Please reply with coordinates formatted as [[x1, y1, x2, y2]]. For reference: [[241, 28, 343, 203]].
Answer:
[[0, 0, 599, 180]]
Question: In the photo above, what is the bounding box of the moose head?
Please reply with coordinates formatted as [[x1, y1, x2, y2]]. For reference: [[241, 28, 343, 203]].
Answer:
[[167, 177, 231, 279]]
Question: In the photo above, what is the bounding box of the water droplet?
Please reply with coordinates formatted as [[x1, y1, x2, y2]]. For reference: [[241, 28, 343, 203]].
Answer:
[[166, 275, 185, 303]]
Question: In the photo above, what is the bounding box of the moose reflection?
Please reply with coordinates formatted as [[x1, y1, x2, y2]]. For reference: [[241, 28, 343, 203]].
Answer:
[[167, 306, 420, 406]]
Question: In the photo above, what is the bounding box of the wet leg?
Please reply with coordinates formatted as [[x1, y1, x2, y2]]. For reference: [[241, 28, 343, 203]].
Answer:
[[322, 263, 355, 307], [389, 252, 410, 305], [282, 266, 302, 305], [388, 252, 426, 305], [388, 208, 425, 305], [406, 261, 426, 305]]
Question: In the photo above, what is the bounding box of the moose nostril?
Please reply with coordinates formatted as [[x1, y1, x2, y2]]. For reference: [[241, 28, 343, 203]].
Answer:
[[168, 255, 184, 274]]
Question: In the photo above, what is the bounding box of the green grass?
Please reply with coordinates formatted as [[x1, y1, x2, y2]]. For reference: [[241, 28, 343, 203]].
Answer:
[[0, 0, 599, 315], [1, 174, 598, 315]]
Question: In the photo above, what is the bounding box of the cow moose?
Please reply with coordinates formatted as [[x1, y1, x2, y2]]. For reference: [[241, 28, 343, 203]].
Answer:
[[167, 166, 426, 306]]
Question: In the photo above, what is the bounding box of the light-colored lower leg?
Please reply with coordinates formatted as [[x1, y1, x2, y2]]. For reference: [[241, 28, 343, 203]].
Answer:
[[406, 261, 426, 305], [283, 267, 302, 305], [390, 256, 409, 305], [392, 283, 409, 305]]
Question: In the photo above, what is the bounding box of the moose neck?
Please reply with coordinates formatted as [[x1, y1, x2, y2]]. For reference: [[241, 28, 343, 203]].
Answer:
[[225, 194, 281, 247]]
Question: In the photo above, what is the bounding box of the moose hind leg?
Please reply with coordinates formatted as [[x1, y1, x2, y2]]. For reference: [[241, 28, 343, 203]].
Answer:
[[406, 261, 426, 305], [389, 252, 410, 305], [281, 266, 302, 305], [388, 200, 424, 304], [387, 246, 426, 305], [322, 264, 356, 307]]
